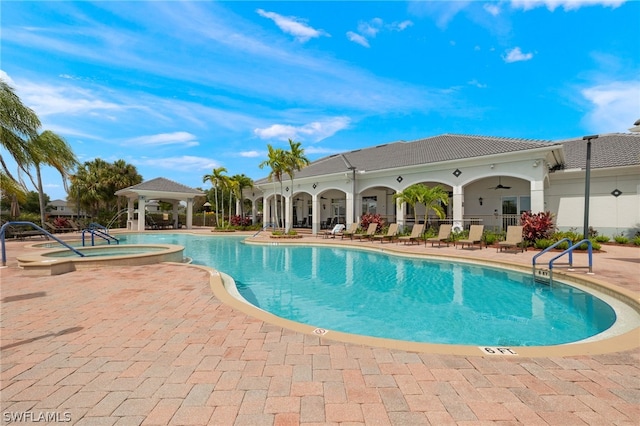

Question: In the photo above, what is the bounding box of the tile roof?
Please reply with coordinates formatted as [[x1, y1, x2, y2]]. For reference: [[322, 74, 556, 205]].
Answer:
[[256, 134, 560, 183], [558, 133, 640, 170], [123, 177, 203, 195], [255, 133, 640, 185]]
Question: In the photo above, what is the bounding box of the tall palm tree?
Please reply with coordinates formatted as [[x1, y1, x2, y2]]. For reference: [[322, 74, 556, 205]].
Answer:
[[259, 145, 286, 229], [231, 174, 253, 219], [202, 166, 227, 227], [0, 78, 41, 204], [109, 159, 142, 217], [283, 139, 310, 232], [22, 130, 78, 225], [224, 175, 238, 227]]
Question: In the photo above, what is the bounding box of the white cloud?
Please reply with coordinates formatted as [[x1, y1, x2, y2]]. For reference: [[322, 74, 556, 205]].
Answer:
[[126, 132, 199, 147], [358, 18, 383, 37], [135, 155, 220, 172], [503, 47, 534, 63], [254, 117, 351, 142], [346, 31, 370, 48], [347, 18, 413, 48], [510, 0, 625, 11], [483, 3, 502, 15], [256, 9, 327, 42], [238, 150, 260, 158], [581, 80, 640, 133]]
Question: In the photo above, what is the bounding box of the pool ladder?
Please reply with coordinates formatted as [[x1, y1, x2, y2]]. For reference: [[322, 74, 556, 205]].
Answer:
[[532, 238, 593, 285]]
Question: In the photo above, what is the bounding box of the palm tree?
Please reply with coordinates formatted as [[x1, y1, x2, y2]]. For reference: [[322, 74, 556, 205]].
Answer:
[[224, 175, 238, 227], [231, 174, 253, 219], [110, 160, 142, 213], [283, 139, 310, 232], [259, 145, 286, 229], [0, 78, 41, 206], [393, 183, 449, 225], [202, 166, 227, 227], [22, 130, 78, 225]]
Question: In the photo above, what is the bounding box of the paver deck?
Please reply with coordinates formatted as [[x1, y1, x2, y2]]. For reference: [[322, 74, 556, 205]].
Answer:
[[1, 231, 638, 425]]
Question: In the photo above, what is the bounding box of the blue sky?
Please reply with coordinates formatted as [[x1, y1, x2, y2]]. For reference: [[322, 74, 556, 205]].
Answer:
[[2, 0, 639, 201]]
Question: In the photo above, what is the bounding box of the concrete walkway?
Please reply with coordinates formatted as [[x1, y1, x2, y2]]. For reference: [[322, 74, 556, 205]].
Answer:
[[1, 233, 638, 425]]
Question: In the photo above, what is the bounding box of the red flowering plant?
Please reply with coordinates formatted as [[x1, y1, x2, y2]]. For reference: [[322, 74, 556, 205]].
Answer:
[[520, 211, 555, 244], [360, 213, 384, 233], [53, 217, 70, 228], [230, 215, 252, 227]]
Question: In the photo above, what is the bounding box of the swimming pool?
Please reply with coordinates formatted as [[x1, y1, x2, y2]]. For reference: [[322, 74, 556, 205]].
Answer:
[[121, 233, 623, 347]]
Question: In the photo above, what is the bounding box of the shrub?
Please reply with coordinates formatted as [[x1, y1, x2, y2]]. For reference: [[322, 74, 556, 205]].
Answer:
[[53, 217, 70, 228], [553, 230, 582, 243], [360, 213, 384, 232], [614, 234, 629, 244], [482, 231, 500, 246], [521, 211, 554, 243], [633, 236, 640, 246], [230, 215, 252, 227], [595, 235, 610, 243], [575, 240, 601, 250], [534, 239, 554, 250]]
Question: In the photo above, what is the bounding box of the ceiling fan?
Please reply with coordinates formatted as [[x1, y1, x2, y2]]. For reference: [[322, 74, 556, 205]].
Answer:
[[489, 177, 511, 190]]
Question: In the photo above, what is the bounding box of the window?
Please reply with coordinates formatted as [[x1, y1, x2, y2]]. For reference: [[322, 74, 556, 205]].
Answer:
[[362, 196, 377, 214]]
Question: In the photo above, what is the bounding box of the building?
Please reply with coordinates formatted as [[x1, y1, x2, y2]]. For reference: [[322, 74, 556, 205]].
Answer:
[[248, 133, 639, 238]]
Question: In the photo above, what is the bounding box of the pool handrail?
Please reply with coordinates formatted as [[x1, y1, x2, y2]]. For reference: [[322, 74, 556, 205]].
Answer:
[[1, 221, 85, 266], [547, 239, 593, 284], [81, 227, 120, 246], [532, 237, 574, 272]]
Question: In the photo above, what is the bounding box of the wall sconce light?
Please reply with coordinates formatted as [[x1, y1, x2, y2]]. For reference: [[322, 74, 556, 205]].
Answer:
[[533, 160, 539, 167], [323, 204, 326, 210], [478, 197, 483, 206], [490, 164, 495, 169]]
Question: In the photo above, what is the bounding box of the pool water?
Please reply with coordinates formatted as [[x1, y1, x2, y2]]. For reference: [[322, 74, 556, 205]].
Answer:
[[122, 234, 616, 346]]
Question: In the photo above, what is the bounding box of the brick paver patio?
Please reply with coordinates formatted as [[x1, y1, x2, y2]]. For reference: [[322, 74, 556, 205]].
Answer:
[[1, 232, 638, 425]]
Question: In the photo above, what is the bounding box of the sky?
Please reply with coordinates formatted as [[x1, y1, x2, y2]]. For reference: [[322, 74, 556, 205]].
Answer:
[[1, 0, 639, 201]]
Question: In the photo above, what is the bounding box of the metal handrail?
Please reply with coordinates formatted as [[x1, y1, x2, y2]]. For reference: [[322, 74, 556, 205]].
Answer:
[[81, 228, 119, 246], [1, 221, 85, 266], [532, 238, 573, 274], [548, 239, 593, 284]]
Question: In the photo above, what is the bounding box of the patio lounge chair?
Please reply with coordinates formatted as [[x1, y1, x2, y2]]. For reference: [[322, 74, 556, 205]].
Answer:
[[397, 224, 424, 245], [457, 225, 484, 250], [340, 223, 360, 240], [322, 223, 345, 239], [425, 224, 452, 247], [354, 223, 378, 241], [372, 223, 399, 243], [498, 225, 525, 253]]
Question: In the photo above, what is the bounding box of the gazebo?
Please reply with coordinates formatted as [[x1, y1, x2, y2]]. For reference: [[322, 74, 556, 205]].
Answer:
[[115, 177, 205, 231]]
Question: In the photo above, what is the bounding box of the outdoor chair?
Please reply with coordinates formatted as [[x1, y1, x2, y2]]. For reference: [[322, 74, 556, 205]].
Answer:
[[340, 223, 360, 240], [322, 223, 345, 239], [498, 225, 525, 253], [457, 225, 484, 250], [354, 223, 378, 241], [397, 224, 425, 245], [371, 223, 399, 243], [425, 224, 452, 247]]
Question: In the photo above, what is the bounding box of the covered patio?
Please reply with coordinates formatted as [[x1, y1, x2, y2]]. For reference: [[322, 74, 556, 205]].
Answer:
[[114, 177, 205, 231]]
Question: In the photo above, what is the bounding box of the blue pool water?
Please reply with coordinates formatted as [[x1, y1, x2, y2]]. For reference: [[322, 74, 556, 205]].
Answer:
[[122, 234, 616, 346]]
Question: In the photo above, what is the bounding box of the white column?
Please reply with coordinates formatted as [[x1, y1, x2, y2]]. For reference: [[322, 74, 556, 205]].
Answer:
[[312, 194, 320, 235], [127, 198, 135, 230], [346, 191, 355, 225], [452, 185, 463, 230], [137, 195, 146, 231], [186, 198, 193, 229], [530, 179, 545, 213]]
